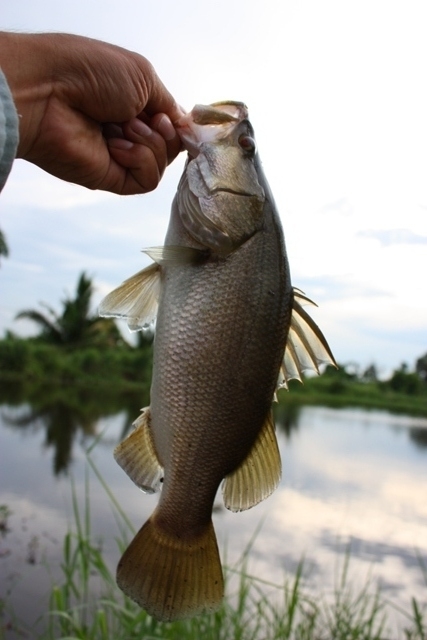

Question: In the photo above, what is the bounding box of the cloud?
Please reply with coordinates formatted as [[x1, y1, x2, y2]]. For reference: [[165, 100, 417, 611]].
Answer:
[[2, 162, 113, 210], [320, 197, 354, 217], [294, 275, 390, 303], [357, 229, 427, 247]]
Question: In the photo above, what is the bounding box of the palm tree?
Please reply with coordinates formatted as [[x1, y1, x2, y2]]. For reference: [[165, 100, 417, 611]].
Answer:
[[16, 272, 122, 347]]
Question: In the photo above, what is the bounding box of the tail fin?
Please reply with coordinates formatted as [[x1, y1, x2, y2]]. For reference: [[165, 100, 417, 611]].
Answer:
[[117, 513, 224, 621]]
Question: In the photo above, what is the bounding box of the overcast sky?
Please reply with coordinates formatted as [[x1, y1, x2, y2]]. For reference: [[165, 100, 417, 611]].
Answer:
[[1, 0, 426, 376]]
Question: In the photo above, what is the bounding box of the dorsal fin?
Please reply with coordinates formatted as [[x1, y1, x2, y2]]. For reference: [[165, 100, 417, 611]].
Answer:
[[277, 288, 337, 391]]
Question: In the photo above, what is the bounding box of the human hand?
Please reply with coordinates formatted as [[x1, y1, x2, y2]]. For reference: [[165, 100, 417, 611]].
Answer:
[[0, 32, 185, 195]]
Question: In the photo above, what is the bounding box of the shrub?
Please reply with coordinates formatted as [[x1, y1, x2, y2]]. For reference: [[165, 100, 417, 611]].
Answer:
[[0, 338, 29, 373]]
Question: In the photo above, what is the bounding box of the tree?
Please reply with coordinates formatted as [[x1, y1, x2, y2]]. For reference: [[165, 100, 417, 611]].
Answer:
[[388, 362, 422, 395], [361, 363, 378, 383], [16, 272, 121, 347], [415, 352, 427, 383]]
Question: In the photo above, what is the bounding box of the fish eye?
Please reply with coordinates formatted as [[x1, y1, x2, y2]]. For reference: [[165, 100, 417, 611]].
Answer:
[[238, 134, 256, 154]]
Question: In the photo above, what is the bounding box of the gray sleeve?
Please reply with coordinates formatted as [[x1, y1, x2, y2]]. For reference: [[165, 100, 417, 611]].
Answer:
[[0, 68, 19, 193]]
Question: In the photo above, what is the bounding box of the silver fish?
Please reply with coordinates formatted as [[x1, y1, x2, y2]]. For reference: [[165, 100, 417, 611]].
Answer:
[[99, 101, 336, 621]]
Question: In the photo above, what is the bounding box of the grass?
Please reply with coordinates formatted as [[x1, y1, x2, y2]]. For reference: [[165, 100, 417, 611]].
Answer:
[[43, 526, 427, 640], [2, 453, 424, 640]]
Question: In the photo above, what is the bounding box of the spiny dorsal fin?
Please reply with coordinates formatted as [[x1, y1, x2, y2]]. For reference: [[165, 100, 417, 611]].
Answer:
[[113, 408, 164, 493], [277, 288, 337, 391], [222, 410, 281, 512]]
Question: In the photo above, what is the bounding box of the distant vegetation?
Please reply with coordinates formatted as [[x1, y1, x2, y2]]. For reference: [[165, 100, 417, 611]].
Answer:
[[0, 271, 426, 417], [281, 361, 427, 417]]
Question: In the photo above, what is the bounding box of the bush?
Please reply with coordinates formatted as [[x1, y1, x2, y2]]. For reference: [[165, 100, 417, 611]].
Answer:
[[71, 348, 103, 376], [388, 370, 423, 395], [0, 338, 29, 373]]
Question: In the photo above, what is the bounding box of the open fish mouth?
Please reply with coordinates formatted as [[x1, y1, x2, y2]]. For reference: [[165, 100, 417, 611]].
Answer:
[[176, 102, 249, 157]]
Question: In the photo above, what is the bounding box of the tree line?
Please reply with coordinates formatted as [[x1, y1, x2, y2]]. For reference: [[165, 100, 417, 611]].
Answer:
[[0, 271, 426, 402]]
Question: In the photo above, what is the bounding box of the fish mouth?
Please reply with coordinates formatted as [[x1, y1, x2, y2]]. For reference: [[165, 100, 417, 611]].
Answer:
[[176, 102, 248, 158]]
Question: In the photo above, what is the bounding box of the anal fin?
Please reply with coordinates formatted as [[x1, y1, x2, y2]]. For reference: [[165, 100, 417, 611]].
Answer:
[[222, 410, 281, 512], [114, 407, 163, 493]]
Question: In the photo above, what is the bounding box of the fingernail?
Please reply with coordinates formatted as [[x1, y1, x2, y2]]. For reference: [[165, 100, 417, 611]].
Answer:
[[130, 118, 153, 137], [156, 114, 177, 141], [108, 138, 134, 150]]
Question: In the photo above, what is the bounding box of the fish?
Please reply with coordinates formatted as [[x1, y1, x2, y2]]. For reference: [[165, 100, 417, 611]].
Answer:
[[99, 101, 337, 622]]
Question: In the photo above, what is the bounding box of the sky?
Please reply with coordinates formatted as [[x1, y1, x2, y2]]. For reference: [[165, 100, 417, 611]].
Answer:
[[1, 0, 426, 377]]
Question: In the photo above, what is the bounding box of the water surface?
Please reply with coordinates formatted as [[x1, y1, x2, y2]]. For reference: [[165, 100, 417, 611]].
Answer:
[[1, 394, 426, 637]]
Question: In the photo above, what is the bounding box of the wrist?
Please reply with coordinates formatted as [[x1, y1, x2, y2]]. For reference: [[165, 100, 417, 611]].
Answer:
[[0, 32, 55, 159]]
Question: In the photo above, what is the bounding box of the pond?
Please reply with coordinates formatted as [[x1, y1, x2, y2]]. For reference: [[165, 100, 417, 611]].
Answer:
[[1, 386, 426, 638]]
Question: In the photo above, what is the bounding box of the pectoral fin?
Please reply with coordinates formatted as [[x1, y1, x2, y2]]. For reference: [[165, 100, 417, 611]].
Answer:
[[222, 411, 281, 512], [114, 408, 163, 494], [277, 288, 338, 391], [99, 246, 205, 332], [99, 262, 161, 332], [144, 245, 207, 265]]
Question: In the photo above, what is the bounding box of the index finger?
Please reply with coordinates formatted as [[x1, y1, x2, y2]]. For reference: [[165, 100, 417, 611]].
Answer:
[[140, 67, 186, 124]]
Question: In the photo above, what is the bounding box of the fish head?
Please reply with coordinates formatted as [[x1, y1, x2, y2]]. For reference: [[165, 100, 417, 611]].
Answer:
[[174, 102, 266, 255]]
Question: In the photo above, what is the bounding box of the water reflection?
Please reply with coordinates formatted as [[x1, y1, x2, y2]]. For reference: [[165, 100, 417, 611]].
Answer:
[[274, 401, 301, 439], [0, 379, 147, 475], [1, 380, 427, 477], [409, 426, 427, 448]]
